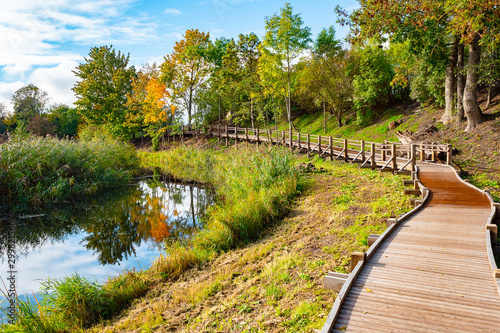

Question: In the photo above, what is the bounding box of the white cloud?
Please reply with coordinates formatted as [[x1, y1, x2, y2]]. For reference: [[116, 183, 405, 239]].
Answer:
[[164, 8, 182, 16], [29, 61, 79, 107], [0, 81, 25, 113], [0, 0, 158, 107]]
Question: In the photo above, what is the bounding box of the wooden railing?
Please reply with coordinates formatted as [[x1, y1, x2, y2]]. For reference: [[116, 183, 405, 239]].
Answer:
[[208, 125, 453, 173]]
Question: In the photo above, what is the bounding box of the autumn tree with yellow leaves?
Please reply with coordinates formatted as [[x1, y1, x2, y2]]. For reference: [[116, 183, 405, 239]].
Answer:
[[127, 63, 178, 150]]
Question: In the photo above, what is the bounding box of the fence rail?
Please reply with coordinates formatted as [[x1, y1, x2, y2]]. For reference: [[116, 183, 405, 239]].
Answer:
[[208, 125, 452, 173]]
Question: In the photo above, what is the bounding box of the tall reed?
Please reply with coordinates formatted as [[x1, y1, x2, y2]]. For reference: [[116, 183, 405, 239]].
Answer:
[[0, 134, 138, 210]]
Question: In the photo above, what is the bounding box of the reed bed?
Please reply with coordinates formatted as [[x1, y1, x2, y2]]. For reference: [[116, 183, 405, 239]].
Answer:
[[0, 134, 139, 210], [1, 145, 299, 331]]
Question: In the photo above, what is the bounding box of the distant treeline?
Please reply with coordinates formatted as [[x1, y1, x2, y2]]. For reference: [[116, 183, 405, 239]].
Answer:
[[1, 2, 499, 145]]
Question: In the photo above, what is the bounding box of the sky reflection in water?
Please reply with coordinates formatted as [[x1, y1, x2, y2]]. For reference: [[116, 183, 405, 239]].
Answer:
[[0, 176, 213, 308]]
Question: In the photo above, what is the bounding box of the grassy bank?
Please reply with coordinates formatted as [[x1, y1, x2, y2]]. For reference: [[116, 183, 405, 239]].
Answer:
[[141, 145, 301, 278], [92, 154, 413, 332], [0, 134, 139, 211], [2, 145, 301, 332]]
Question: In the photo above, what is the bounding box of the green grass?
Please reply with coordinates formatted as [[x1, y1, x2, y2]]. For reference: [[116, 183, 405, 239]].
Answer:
[[0, 134, 139, 210], [145, 145, 302, 278], [274, 108, 417, 143]]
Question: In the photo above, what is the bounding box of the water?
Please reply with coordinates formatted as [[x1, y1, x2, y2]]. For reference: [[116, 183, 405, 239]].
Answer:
[[0, 176, 213, 320]]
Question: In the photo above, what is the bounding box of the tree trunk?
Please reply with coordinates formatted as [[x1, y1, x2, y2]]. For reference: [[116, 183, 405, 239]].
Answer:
[[336, 106, 343, 128], [188, 88, 193, 127], [250, 95, 255, 129], [272, 94, 278, 134], [463, 33, 483, 131], [218, 93, 221, 124], [456, 42, 465, 121], [323, 102, 327, 134], [287, 59, 292, 146], [441, 36, 459, 125]]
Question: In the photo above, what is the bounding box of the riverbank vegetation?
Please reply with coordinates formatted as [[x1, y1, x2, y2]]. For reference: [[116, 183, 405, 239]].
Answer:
[[89, 152, 413, 332], [0, 132, 138, 211], [1, 144, 301, 331], [141, 145, 301, 277]]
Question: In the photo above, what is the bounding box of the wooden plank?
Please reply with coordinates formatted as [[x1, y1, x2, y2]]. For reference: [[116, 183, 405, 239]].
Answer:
[[322, 164, 500, 333]]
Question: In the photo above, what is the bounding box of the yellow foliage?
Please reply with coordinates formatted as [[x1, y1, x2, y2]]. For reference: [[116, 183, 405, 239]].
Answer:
[[143, 78, 171, 127]]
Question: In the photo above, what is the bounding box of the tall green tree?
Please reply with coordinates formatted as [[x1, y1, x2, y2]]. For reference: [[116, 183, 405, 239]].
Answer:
[[47, 104, 81, 137], [204, 37, 232, 124], [11, 83, 49, 122], [337, 0, 500, 131], [237, 33, 261, 128], [161, 29, 211, 127], [311, 27, 352, 130], [350, 44, 394, 126], [73, 45, 136, 138], [261, 2, 311, 135]]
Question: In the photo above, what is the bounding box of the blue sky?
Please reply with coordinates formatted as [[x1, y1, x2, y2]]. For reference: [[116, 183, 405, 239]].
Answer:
[[0, 0, 359, 112]]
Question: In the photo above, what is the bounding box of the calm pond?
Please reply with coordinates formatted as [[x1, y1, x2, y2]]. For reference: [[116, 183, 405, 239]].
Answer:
[[0, 175, 213, 319]]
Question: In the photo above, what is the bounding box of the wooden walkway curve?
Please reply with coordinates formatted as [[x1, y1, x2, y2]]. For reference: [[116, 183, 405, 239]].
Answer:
[[204, 125, 499, 331], [323, 164, 500, 332]]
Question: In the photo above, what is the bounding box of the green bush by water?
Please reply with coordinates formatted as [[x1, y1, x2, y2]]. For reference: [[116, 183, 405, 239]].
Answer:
[[0, 134, 139, 210]]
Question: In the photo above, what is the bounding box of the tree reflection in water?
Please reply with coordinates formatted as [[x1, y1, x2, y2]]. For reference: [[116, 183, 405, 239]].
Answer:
[[0, 176, 214, 266]]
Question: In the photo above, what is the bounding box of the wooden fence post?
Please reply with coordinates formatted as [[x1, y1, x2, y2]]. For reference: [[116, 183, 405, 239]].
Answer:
[[361, 140, 365, 162], [235, 127, 238, 147], [329, 136, 333, 161], [218, 125, 221, 141], [289, 128, 293, 151], [420, 143, 425, 162], [245, 128, 249, 147], [256, 128, 260, 147], [307, 134, 310, 158], [431, 143, 437, 162], [392, 144, 397, 170], [297, 132, 301, 151], [182, 125, 185, 144], [344, 139, 348, 161], [446, 144, 452, 165], [381, 143, 386, 161], [411, 144, 416, 172], [318, 135, 322, 155], [371, 143, 376, 167], [225, 126, 228, 147]]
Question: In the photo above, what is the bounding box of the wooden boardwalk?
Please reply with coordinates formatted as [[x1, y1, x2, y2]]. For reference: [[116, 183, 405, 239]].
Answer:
[[325, 164, 500, 332], [205, 125, 499, 331], [208, 126, 453, 174]]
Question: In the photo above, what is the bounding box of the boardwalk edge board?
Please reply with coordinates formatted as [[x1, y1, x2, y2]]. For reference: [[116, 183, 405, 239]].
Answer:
[[445, 164, 500, 296]]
